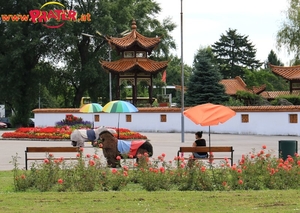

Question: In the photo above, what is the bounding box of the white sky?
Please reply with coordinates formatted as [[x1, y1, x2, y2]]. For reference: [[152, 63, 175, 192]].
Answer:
[[156, 0, 293, 66]]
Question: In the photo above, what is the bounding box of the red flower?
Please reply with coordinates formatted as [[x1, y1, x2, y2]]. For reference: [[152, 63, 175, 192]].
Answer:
[[238, 179, 243, 185], [159, 167, 165, 173], [262, 145, 267, 149], [116, 156, 121, 160], [89, 160, 95, 166], [58, 179, 63, 184], [44, 158, 49, 164]]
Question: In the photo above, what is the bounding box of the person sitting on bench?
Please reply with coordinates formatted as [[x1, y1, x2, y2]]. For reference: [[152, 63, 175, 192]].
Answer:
[[192, 131, 208, 158]]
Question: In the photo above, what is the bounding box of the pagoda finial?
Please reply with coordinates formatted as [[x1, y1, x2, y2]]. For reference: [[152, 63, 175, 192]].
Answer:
[[131, 19, 137, 30]]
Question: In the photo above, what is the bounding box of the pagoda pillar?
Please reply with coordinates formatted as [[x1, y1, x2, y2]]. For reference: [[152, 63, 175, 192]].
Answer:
[[116, 75, 120, 100], [133, 76, 138, 105], [149, 76, 153, 105]]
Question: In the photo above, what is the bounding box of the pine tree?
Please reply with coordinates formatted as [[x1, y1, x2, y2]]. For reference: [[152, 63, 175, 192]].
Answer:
[[212, 29, 262, 79], [185, 48, 229, 106], [267, 50, 284, 67]]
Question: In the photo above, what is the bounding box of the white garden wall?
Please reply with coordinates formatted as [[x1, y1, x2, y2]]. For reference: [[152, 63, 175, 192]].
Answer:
[[33, 106, 300, 136]]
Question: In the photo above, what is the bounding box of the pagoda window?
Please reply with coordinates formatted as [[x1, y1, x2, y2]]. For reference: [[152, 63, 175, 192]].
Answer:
[[124, 51, 134, 58], [136, 51, 146, 58]]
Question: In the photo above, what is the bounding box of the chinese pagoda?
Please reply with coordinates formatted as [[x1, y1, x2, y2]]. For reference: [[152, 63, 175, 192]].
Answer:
[[100, 20, 168, 106], [269, 63, 300, 94]]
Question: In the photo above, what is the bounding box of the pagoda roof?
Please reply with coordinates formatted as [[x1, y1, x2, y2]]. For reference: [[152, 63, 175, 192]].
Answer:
[[105, 20, 161, 51], [100, 58, 168, 73], [269, 64, 300, 80], [220, 76, 266, 95]]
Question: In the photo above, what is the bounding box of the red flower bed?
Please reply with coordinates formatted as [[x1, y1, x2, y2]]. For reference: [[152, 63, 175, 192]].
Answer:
[[2, 126, 147, 140]]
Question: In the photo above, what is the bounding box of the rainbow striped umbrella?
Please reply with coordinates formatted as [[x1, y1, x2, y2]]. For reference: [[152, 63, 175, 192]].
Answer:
[[102, 100, 138, 138], [102, 100, 138, 113], [80, 103, 103, 113]]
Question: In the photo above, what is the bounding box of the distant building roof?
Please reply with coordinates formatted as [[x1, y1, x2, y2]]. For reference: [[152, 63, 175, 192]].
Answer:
[[260, 91, 300, 99], [219, 76, 266, 95], [269, 64, 300, 80]]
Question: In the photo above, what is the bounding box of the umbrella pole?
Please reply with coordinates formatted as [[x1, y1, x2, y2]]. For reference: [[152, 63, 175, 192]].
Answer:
[[117, 113, 120, 139], [209, 126, 211, 147]]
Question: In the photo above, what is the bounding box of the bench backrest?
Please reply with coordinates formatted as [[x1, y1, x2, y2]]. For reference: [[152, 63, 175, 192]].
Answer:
[[179, 146, 233, 153], [26, 147, 79, 152]]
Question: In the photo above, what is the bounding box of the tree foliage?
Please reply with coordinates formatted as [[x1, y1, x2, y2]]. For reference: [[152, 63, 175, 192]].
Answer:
[[212, 28, 262, 79], [267, 50, 284, 67], [185, 47, 228, 106], [0, 0, 61, 126], [276, 0, 300, 61], [244, 69, 288, 91], [0, 0, 176, 126]]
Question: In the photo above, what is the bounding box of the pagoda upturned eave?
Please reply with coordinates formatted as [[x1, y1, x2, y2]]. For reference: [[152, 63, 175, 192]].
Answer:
[[100, 58, 168, 73], [269, 63, 300, 80], [106, 31, 161, 51]]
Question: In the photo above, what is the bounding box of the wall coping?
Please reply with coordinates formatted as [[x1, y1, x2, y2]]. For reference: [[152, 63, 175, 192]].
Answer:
[[32, 105, 300, 113]]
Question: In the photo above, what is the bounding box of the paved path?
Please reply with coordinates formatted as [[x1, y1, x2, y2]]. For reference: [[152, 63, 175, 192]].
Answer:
[[1, 132, 299, 171]]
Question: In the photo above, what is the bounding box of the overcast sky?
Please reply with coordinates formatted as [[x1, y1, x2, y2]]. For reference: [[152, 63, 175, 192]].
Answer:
[[156, 0, 292, 66]]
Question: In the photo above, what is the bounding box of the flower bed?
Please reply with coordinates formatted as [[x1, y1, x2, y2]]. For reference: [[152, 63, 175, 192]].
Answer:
[[1, 126, 147, 140], [11, 145, 300, 192], [1, 114, 147, 140]]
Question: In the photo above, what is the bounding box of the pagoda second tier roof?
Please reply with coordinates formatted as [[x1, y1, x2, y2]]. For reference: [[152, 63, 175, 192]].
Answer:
[[105, 20, 161, 51], [100, 58, 168, 73], [269, 64, 300, 80]]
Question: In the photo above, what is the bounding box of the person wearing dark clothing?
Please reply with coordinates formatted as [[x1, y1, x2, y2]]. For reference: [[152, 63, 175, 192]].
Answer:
[[193, 131, 208, 158]]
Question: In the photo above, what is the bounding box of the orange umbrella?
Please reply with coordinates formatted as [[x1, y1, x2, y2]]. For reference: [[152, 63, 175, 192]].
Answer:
[[183, 103, 236, 146]]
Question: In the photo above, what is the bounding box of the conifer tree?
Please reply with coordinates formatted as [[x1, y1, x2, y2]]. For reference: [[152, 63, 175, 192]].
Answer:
[[267, 50, 284, 67], [185, 48, 229, 106], [212, 29, 262, 79]]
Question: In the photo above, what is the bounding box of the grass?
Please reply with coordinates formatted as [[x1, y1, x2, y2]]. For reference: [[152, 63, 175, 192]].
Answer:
[[1, 171, 300, 213]]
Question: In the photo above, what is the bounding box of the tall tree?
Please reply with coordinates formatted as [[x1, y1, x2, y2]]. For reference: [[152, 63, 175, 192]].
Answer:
[[0, 0, 177, 127], [48, 0, 176, 107], [0, 0, 59, 126], [212, 28, 262, 79], [185, 48, 228, 106], [277, 0, 300, 62], [267, 50, 284, 66]]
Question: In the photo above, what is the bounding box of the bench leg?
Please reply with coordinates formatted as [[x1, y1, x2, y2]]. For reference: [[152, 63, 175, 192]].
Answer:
[[25, 151, 28, 170]]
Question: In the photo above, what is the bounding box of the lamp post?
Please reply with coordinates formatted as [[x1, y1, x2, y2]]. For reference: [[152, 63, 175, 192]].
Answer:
[[180, 0, 185, 143]]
